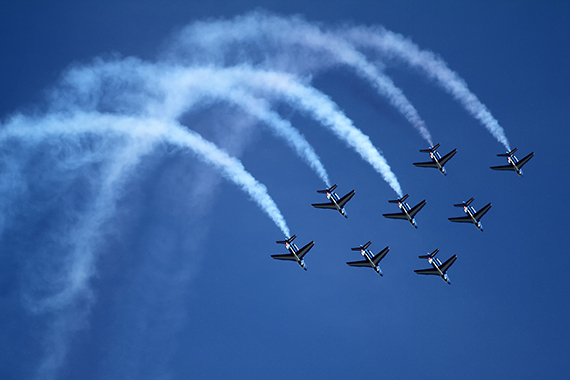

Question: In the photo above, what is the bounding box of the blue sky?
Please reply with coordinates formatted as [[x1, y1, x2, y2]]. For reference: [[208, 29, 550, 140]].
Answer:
[[1, 2, 569, 380]]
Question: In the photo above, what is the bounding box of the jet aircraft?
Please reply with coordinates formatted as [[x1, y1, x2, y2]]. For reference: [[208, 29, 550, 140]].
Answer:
[[490, 148, 534, 176], [414, 249, 457, 284], [448, 198, 492, 231], [413, 143, 457, 175], [271, 235, 314, 271], [311, 184, 355, 218], [382, 194, 427, 228], [346, 241, 389, 276]]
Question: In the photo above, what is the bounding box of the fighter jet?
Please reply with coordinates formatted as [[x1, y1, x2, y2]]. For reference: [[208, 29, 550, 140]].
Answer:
[[346, 241, 389, 276], [448, 198, 492, 231], [271, 235, 314, 271], [311, 184, 355, 218], [491, 148, 534, 176], [413, 143, 457, 175], [414, 249, 457, 284], [382, 194, 427, 228]]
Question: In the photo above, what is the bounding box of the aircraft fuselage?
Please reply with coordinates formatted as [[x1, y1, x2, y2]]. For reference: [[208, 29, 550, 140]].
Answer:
[[429, 151, 447, 175], [326, 191, 347, 217], [284, 243, 306, 270], [359, 248, 382, 275], [427, 258, 450, 283], [463, 206, 483, 231], [398, 202, 417, 228], [507, 156, 524, 176]]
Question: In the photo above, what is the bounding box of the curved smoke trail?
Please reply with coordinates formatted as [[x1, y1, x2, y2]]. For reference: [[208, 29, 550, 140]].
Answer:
[[156, 65, 401, 194], [168, 11, 434, 145], [54, 58, 331, 187], [226, 68, 404, 196], [344, 26, 511, 151], [0, 113, 291, 240], [0, 112, 290, 379]]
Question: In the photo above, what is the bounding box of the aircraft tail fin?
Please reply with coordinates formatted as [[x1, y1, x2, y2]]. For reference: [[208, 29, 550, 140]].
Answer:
[[498, 148, 518, 157], [454, 198, 474, 207], [418, 248, 439, 259], [276, 234, 296, 244], [420, 143, 440, 153], [389, 194, 409, 203], [317, 184, 337, 194], [351, 241, 372, 251]]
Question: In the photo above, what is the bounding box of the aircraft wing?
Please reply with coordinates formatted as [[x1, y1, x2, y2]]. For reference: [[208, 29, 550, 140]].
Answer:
[[516, 152, 534, 168], [311, 202, 337, 209], [448, 216, 474, 223], [271, 253, 297, 261], [372, 247, 389, 265], [439, 254, 457, 273], [474, 203, 492, 221], [346, 259, 372, 267], [408, 200, 427, 218], [490, 164, 514, 171], [337, 190, 356, 208], [295, 241, 315, 260], [382, 212, 408, 220], [413, 161, 438, 168], [414, 268, 440, 275], [439, 149, 457, 166]]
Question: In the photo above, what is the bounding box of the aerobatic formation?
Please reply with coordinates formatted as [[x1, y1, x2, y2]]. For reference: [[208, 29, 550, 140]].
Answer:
[[274, 141, 533, 277], [0, 11, 536, 378]]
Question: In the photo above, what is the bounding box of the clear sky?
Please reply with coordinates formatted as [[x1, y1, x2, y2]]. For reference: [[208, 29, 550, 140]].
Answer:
[[1, 1, 569, 380]]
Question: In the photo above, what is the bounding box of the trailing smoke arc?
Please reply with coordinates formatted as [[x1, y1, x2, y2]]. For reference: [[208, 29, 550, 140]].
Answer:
[[342, 25, 512, 151], [170, 11, 434, 146]]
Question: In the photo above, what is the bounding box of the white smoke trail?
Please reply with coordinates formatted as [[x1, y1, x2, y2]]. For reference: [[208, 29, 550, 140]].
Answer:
[[169, 11, 434, 145], [35, 134, 157, 380], [1, 112, 290, 378], [155, 65, 331, 187], [226, 68, 404, 197], [54, 59, 332, 187], [0, 113, 291, 240], [344, 26, 511, 151], [155, 65, 402, 196]]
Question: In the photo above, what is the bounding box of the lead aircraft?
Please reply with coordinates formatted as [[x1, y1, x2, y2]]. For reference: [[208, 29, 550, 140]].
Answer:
[[271, 235, 314, 271], [414, 249, 457, 284], [382, 194, 427, 228], [448, 198, 492, 231], [346, 241, 389, 276], [413, 143, 457, 175], [490, 148, 534, 176], [311, 184, 355, 218]]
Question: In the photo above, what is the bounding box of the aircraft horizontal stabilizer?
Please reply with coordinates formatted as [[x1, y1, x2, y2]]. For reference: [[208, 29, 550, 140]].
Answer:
[[419, 143, 440, 152], [418, 249, 438, 259], [276, 234, 296, 244], [317, 184, 337, 193], [454, 198, 474, 207], [388, 194, 409, 203], [351, 241, 371, 251], [497, 148, 518, 157]]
